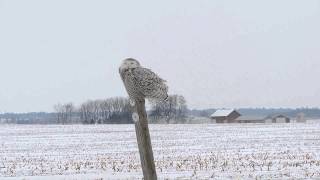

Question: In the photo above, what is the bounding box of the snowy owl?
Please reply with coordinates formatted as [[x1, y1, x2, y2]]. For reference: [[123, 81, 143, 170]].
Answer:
[[119, 58, 168, 102]]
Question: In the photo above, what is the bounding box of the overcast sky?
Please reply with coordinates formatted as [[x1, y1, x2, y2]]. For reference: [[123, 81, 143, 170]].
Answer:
[[0, 0, 319, 112]]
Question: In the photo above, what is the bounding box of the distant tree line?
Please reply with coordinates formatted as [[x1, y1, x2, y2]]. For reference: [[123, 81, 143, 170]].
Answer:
[[188, 107, 320, 119], [0, 112, 57, 124], [3, 99, 320, 124], [149, 95, 188, 123], [54, 103, 75, 124], [52, 95, 188, 124], [52, 97, 131, 124], [79, 97, 131, 124]]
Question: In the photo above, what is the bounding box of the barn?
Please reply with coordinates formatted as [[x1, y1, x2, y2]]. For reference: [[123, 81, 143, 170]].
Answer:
[[265, 114, 291, 123], [234, 116, 266, 123], [210, 109, 241, 123]]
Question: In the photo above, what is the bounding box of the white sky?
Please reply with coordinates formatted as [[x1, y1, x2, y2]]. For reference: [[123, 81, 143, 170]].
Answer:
[[0, 0, 319, 112]]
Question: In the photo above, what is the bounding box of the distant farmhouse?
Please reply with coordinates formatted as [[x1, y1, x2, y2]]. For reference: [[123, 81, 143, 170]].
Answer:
[[211, 109, 291, 123], [235, 115, 267, 123], [210, 109, 241, 123], [265, 114, 290, 123]]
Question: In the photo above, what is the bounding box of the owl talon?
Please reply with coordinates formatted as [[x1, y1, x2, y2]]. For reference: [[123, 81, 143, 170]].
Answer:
[[130, 99, 135, 106]]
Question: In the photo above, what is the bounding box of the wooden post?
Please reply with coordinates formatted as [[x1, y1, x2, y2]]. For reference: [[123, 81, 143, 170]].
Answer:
[[132, 98, 157, 180]]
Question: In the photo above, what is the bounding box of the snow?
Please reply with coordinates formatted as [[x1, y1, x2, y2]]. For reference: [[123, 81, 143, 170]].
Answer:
[[0, 122, 320, 179], [210, 109, 236, 117]]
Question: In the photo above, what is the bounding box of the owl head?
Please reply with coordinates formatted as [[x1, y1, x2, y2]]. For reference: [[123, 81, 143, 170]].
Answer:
[[119, 58, 141, 72]]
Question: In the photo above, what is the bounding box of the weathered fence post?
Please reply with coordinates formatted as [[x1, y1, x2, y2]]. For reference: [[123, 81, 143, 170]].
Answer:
[[119, 58, 165, 180], [131, 99, 157, 180]]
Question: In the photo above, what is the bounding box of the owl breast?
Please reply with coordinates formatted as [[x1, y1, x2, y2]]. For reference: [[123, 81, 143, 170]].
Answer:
[[123, 71, 144, 100]]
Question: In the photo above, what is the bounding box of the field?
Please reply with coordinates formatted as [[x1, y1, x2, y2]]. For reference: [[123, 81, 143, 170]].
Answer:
[[1, 122, 320, 179]]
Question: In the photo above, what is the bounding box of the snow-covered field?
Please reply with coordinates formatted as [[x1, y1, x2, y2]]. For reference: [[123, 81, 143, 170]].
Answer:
[[1, 122, 320, 179]]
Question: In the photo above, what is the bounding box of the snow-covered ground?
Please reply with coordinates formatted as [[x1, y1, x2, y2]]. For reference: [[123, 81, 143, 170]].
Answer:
[[1, 122, 320, 179]]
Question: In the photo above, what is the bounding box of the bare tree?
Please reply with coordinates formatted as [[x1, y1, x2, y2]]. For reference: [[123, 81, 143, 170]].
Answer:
[[64, 103, 75, 124], [54, 103, 63, 124], [150, 95, 188, 123], [79, 97, 131, 124], [176, 95, 188, 123], [54, 103, 75, 124]]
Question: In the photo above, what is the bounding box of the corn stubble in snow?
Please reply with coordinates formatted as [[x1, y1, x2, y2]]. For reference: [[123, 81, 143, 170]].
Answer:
[[0, 122, 320, 179]]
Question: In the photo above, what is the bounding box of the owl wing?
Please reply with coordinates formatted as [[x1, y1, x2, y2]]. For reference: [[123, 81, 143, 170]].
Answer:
[[132, 67, 168, 101]]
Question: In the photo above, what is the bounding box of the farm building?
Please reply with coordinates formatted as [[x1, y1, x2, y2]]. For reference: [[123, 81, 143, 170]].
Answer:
[[236, 115, 291, 124], [210, 109, 241, 123], [265, 114, 291, 123], [234, 116, 267, 123], [210, 109, 292, 124]]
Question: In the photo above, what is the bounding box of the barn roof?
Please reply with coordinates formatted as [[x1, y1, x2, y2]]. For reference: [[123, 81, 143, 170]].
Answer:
[[210, 109, 239, 117]]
